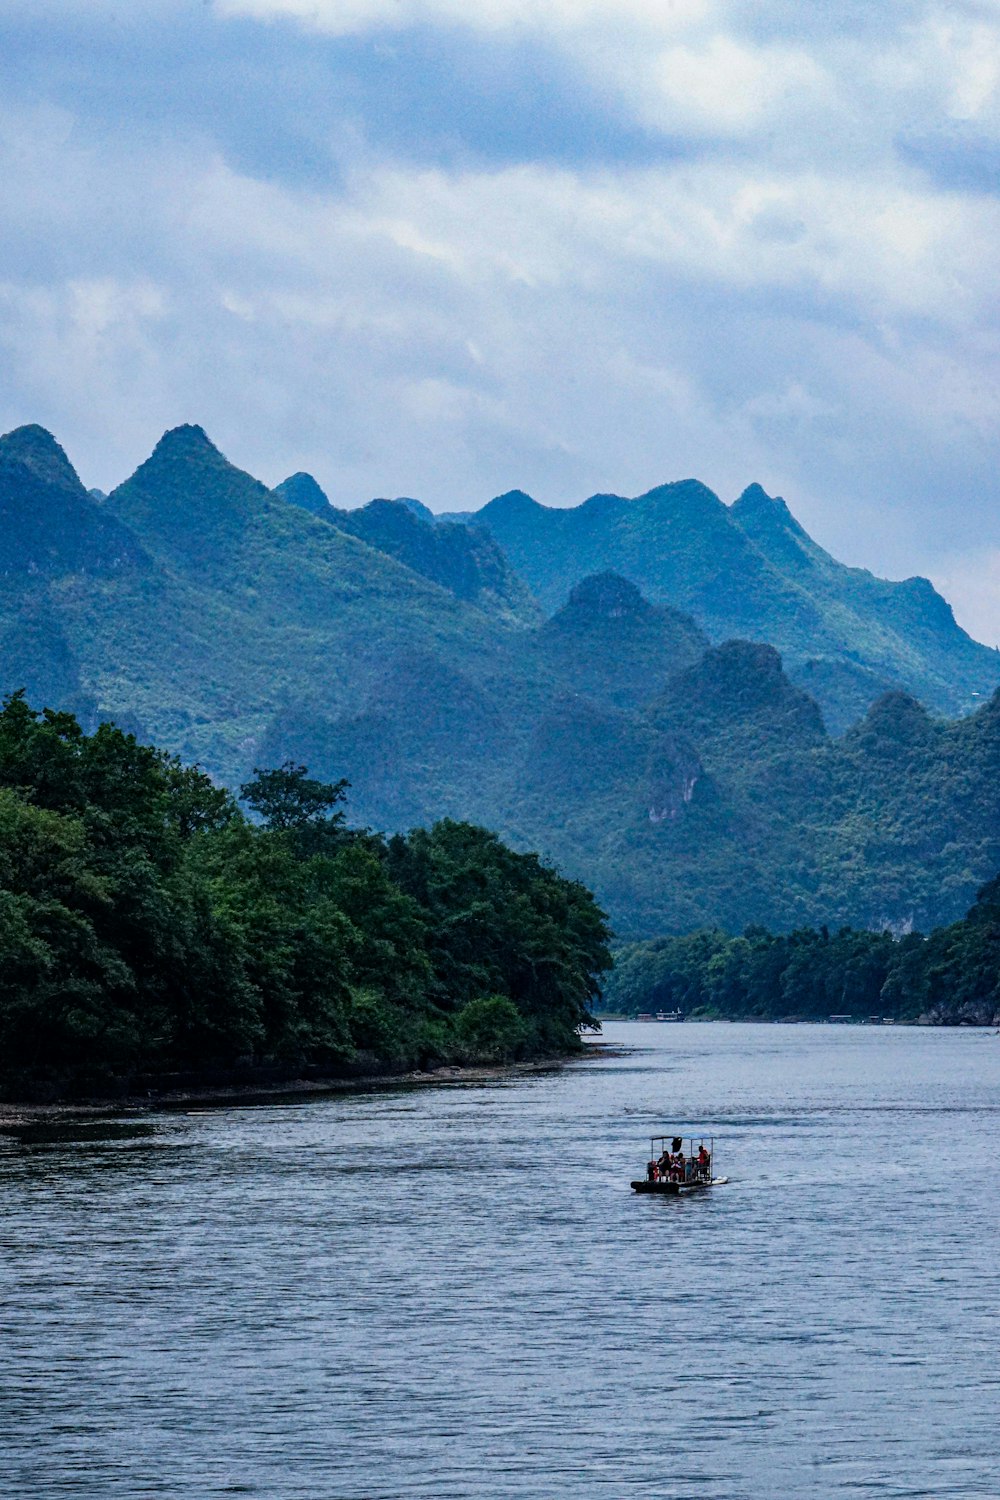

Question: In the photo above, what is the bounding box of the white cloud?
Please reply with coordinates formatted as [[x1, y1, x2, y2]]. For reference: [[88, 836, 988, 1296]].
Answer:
[[213, 0, 712, 38], [349, 158, 1000, 325], [596, 32, 831, 137], [209, 0, 1000, 184], [0, 119, 995, 538], [932, 549, 1000, 646]]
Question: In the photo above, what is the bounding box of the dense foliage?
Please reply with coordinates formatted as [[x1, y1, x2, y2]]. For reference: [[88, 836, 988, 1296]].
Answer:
[[605, 875, 1000, 1026], [0, 696, 611, 1098]]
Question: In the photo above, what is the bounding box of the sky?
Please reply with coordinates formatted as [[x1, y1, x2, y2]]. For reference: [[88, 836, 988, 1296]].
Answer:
[[2, 1, 1000, 640]]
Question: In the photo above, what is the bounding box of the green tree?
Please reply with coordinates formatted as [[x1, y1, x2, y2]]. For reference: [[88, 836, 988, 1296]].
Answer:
[[240, 761, 348, 833]]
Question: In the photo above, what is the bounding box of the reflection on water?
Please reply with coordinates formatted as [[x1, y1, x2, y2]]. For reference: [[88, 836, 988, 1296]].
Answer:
[[1, 1119, 160, 1147], [2, 1024, 999, 1498]]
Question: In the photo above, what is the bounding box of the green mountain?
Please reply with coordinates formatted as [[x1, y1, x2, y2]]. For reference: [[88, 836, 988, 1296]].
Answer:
[[468, 480, 1000, 720], [0, 424, 510, 779], [274, 471, 332, 518], [275, 471, 534, 621], [253, 570, 1000, 941], [4, 421, 1000, 945], [0, 425, 146, 577], [529, 572, 707, 712]]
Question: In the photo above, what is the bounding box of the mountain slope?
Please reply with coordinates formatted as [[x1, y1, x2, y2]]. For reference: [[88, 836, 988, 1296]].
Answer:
[[274, 472, 535, 621], [274, 471, 332, 518], [0, 425, 147, 577], [474, 482, 819, 643], [529, 572, 708, 712], [469, 479, 1000, 720], [0, 425, 508, 779], [729, 482, 998, 717], [327, 498, 537, 622]]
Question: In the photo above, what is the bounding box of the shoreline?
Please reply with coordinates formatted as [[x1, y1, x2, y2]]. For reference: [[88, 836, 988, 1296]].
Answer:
[[0, 1041, 619, 1130]]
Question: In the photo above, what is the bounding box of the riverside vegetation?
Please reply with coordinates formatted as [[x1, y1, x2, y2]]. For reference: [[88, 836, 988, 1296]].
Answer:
[[0, 695, 611, 1100], [606, 875, 1000, 1027]]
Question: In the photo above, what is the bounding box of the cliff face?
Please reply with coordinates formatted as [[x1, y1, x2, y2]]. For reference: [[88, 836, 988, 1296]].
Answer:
[[646, 740, 702, 824]]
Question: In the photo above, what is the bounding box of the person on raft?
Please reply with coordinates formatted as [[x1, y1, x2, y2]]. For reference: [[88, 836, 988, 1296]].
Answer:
[[697, 1144, 711, 1179]]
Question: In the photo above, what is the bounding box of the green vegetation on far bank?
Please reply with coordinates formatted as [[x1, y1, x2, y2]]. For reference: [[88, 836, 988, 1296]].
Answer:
[[605, 879, 1000, 1027], [0, 695, 611, 1101]]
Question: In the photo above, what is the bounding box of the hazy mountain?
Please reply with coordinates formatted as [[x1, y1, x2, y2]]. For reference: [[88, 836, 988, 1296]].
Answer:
[[530, 572, 707, 712], [326, 498, 537, 622], [0, 424, 503, 777], [396, 497, 435, 523], [273, 473, 535, 621], [468, 479, 1000, 720], [787, 657, 898, 737], [650, 640, 825, 758], [252, 573, 1000, 941]]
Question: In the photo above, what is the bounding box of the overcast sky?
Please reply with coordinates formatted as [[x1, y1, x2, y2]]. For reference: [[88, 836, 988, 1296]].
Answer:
[[2, 1, 1000, 638]]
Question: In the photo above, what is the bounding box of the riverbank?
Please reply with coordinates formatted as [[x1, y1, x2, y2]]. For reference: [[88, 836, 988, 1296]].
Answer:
[[0, 1041, 618, 1129]]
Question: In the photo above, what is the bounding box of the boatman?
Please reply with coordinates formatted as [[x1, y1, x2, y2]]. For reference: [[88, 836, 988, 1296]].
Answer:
[[697, 1144, 711, 1179]]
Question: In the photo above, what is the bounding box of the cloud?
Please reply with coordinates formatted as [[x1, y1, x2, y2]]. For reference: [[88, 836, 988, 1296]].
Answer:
[[932, 549, 1000, 648], [1, 1, 1000, 637], [624, 34, 830, 135], [212, 0, 712, 39]]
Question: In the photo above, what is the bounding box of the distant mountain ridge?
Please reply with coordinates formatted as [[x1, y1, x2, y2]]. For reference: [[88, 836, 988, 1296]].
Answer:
[[276, 471, 535, 621], [466, 479, 1000, 720]]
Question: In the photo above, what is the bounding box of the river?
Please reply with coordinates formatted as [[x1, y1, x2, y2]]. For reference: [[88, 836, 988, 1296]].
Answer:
[[3, 1022, 999, 1498]]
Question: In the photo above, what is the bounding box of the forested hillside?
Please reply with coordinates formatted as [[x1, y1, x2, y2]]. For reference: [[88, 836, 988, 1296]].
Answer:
[[468, 480, 1000, 720], [3, 420, 1000, 942], [0, 696, 610, 1099], [0, 423, 503, 777], [275, 471, 535, 622], [605, 871, 1000, 1027]]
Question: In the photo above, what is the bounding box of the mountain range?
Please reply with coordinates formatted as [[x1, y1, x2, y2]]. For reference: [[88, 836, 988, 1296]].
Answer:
[[467, 479, 999, 725], [2, 418, 999, 939]]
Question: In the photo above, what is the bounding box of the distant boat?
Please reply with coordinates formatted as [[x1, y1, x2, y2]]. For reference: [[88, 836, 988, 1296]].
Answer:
[[631, 1134, 728, 1195], [634, 1009, 685, 1023]]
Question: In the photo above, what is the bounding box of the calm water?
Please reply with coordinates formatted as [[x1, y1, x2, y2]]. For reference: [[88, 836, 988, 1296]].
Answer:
[[2, 1023, 999, 1499]]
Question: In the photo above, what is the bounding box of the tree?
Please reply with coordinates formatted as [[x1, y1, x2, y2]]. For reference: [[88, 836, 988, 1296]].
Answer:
[[240, 761, 349, 837]]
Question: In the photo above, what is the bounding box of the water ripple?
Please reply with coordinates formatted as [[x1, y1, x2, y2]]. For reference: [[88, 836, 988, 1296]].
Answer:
[[2, 1023, 999, 1498]]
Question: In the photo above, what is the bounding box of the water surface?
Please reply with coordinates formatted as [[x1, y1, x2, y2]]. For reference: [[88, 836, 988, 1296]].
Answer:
[[3, 1023, 999, 1498]]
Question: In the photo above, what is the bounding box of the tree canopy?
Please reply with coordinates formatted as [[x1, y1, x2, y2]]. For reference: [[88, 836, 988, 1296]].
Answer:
[[605, 881, 1000, 1027], [0, 696, 611, 1098]]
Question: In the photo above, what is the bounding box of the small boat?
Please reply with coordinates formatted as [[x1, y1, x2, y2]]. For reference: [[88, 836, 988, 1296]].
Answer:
[[631, 1134, 727, 1194]]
